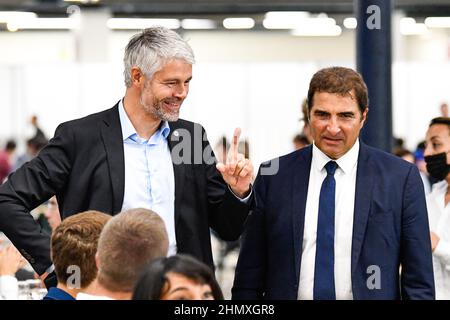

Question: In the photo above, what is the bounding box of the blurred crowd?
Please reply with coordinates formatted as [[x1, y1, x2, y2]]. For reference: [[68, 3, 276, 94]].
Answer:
[[1, 100, 450, 300]]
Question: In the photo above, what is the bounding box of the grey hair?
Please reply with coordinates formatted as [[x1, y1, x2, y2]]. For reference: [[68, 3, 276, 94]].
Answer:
[[123, 26, 195, 87]]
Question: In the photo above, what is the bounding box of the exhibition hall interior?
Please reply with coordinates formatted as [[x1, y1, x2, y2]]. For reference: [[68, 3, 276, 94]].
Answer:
[[0, 0, 450, 301]]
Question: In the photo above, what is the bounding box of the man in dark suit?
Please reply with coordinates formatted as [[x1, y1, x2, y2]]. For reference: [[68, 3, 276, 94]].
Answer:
[[0, 27, 254, 287], [232, 67, 435, 300]]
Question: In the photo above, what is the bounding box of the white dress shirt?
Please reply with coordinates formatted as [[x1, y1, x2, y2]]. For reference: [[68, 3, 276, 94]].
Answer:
[[298, 140, 359, 300], [426, 180, 450, 300], [118, 100, 251, 256], [76, 292, 114, 300]]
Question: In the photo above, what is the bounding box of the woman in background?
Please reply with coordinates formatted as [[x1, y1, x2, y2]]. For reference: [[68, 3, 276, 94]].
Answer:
[[132, 254, 223, 300], [424, 117, 450, 299]]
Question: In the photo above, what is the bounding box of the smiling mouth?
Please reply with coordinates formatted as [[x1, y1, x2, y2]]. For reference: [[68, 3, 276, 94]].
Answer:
[[163, 101, 181, 110]]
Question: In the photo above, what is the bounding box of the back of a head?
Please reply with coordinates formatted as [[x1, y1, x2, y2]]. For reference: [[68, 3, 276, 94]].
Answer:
[[393, 147, 413, 159], [293, 134, 310, 148], [132, 254, 224, 300], [51, 210, 111, 289], [123, 26, 195, 87], [5, 140, 16, 152], [28, 136, 48, 154], [96, 208, 169, 293], [307, 66, 368, 114]]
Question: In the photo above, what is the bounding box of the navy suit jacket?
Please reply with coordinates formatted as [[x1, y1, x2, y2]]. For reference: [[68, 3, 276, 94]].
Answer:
[[232, 142, 435, 300]]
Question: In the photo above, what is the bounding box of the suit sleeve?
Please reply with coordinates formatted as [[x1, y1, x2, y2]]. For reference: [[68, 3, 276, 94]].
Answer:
[[232, 165, 268, 300], [0, 123, 73, 275], [400, 165, 436, 300], [201, 125, 252, 241]]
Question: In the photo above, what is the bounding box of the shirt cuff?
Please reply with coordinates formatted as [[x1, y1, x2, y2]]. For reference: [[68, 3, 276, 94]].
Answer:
[[45, 264, 55, 275], [228, 185, 252, 203], [433, 239, 450, 269]]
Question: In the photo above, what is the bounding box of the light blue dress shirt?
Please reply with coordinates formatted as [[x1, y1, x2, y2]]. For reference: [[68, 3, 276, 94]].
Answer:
[[42, 100, 253, 276], [118, 100, 177, 255]]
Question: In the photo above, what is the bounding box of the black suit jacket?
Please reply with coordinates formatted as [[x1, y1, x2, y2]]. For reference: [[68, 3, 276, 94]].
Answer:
[[0, 103, 251, 275]]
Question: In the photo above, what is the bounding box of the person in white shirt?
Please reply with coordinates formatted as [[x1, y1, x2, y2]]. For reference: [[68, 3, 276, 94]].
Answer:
[[77, 208, 169, 300], [0, 243, 25, 300], [424, 117, 450, 299]]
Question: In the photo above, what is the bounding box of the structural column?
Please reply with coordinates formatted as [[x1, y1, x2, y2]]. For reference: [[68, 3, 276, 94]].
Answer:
[[355, 0, 393, 152]]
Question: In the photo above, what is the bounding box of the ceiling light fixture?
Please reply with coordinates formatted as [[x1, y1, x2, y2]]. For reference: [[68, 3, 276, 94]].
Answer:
[[107, 18, 180, 30], [223, 17, 255, 29]]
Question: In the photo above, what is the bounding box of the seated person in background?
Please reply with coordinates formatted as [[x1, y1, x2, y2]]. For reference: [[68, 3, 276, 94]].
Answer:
[[77, 208, 169, 300], [0, 140, 16, 183], [132, 254, 223, 300], [0, 244, 26, 300], [12, 136, 47, 172], [393, 147, 415, 164], [415, 141, 433, 194], [43, 196, 62, 232], [43, 210, 111, 300], [293, 134, 310, 151]]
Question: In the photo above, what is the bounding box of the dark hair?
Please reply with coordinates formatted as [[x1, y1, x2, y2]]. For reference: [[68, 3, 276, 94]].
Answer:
[[5, 140, 16, 151], [429, 117, 450, 128], [293, 134, 310, 146], [429, 117, 450, 138], [393, 147, 413, 158], [27, 136, 48, 152], [307, 66, 368, 114], [300, 98, 309, 124], [132, 254, 224, 300]]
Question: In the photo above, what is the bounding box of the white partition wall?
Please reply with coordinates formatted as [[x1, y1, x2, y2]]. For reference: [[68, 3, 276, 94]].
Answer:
[[2, 60, 449, 167], [393, 62, 450, 150], [1, 26, 450, 165]]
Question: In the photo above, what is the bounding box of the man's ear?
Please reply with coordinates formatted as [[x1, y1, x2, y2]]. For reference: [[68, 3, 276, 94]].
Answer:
[[130, 67, 144, 86], [360, 107, 369, 127]]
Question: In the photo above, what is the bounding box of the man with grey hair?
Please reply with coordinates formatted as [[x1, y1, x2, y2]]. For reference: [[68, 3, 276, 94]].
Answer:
[[0, 27, 254, 289]]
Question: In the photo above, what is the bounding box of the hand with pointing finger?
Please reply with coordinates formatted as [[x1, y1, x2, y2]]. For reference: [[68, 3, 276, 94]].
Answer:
[[216, 128, 254, 199]]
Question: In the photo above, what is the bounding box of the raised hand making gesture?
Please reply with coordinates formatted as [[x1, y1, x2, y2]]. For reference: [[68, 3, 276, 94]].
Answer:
[[216, 128, 254, 198]]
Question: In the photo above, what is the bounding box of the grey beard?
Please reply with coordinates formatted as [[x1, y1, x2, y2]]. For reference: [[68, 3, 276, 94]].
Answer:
[[141, 98, 180, 122]]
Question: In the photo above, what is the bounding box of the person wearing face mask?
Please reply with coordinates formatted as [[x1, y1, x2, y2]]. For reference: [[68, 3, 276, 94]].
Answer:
[[424, 117, 450, 299]]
